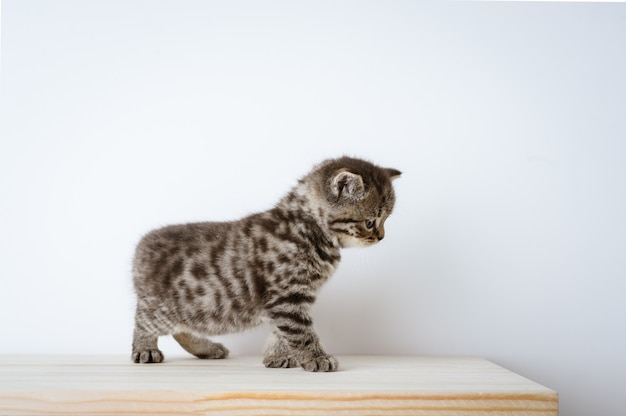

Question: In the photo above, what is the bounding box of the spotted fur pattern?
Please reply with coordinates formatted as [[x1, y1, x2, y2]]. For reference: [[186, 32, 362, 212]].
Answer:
[[131, 157, 400, 372]]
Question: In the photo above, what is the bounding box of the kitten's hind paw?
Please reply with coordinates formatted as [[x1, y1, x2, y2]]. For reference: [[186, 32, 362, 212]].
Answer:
[[173, 332, 229, 359], [301, 355, 339, 372], [132, 349, 164, 364], [263, 355, 298, 369], [195, 342, 229, 360]]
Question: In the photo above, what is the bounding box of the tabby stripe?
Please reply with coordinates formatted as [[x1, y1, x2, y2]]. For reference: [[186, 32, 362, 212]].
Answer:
[[330, 218, 360, 225], [208, 255, 240, 312], [229, 254, 253, 304], [329, 227, 353, 236], [269, 311, 313, 326], [275, 230, 308, 251], [265, 292, 316, 309], [206, 279, 225, 316], [277, 325, 306, 335], [250, 269, 267, 301], [287, 334, 316, 349], [314, 244, 336, 263], [308, 273, 326, 282]]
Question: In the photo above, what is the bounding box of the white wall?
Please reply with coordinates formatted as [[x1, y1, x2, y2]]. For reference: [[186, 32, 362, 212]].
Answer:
[[1, 1, 625, 414]]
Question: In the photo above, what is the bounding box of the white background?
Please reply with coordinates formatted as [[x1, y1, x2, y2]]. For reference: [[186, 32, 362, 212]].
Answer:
[[1, 1, 625, 414]]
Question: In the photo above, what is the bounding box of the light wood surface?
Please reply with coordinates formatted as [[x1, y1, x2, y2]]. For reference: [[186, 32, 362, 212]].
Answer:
[[0, 355, 557, 415]]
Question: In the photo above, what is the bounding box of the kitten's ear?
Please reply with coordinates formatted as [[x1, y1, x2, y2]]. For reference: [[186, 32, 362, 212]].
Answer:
[[386, 168, 402, 180], [331, 170, 365, 200]]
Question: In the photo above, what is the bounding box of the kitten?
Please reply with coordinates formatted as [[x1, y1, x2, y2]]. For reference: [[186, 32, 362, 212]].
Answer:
[[131, 156, 400, 372]]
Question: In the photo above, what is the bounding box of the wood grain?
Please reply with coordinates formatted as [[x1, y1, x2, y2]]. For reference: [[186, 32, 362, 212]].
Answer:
[[0, 355, 557, 415]]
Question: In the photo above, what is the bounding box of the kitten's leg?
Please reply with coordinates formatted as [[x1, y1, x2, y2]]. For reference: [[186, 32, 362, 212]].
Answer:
[[132, 326, 163, 364], [173, 332, 229, 359], [131, 303, 172, 363], [263, 329, 298, 368], [266, 303, 338, 372]]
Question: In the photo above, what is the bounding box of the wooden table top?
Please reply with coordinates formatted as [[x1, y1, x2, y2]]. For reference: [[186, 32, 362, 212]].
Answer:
[[0, 355, 557, 415]]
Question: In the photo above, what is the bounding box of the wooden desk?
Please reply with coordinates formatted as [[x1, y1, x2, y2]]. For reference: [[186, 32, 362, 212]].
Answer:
[[0, 355, 557, 415]]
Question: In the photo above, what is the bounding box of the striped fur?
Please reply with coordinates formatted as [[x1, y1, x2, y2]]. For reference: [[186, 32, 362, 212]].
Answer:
[[131, 157, 400, 372]]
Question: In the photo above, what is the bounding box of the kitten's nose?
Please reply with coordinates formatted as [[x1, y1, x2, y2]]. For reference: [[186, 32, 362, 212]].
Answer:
[[376, 226, 385, 241]]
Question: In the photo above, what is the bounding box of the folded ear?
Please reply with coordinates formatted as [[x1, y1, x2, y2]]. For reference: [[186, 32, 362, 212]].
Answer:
[[331, 170, 365, 200], [385, 168, 402, 180]]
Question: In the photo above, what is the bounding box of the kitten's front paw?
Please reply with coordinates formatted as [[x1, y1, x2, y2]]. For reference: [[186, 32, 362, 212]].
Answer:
[[301, 355, 338, 372], [132, 349, 164, 364], [263, 355, 298, 369]]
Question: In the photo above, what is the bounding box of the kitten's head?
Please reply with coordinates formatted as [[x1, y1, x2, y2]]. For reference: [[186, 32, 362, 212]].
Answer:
[[313, 157, 401, 248]]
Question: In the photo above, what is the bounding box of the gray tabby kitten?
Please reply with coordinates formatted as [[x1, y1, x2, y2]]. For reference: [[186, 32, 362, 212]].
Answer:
[[132, 156, 400, 372]]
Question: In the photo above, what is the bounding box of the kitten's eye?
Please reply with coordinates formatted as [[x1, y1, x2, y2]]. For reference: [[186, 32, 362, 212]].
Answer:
[[365, 219, 376, 230]]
